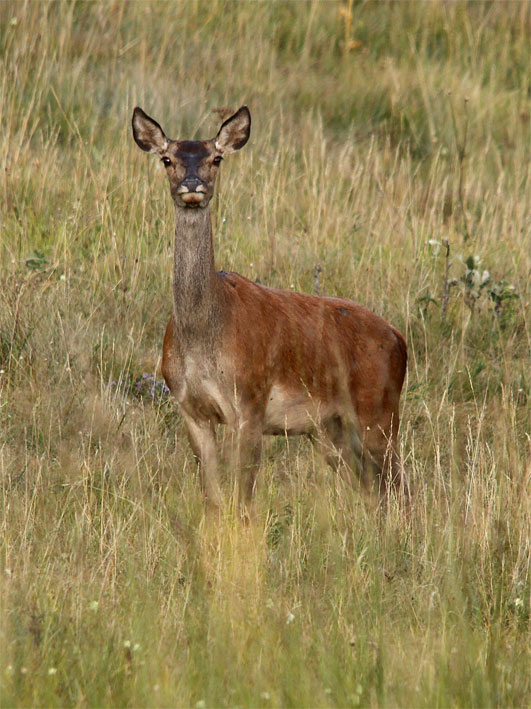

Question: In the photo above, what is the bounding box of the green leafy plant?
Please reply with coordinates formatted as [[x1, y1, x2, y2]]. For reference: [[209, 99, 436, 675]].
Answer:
[[420, 243, 519, 322], [24, 250, 48, 271], [458, 254, 519, 317]]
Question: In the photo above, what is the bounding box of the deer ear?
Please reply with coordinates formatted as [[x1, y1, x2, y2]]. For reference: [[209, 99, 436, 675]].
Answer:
[[215, 106, 251, 153], [132, 107, 169, 153]]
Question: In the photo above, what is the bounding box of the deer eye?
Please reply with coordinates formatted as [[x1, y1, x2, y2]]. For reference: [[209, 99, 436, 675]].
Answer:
[[161, 157, 172, 167], [213, 156, 223, 165]]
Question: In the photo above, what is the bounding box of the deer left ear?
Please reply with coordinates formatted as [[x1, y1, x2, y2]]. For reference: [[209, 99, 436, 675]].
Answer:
[[215, 106, 251, 153]]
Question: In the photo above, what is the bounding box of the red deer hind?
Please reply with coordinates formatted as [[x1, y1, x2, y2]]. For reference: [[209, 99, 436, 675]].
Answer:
[[132, 105, 409, 514]]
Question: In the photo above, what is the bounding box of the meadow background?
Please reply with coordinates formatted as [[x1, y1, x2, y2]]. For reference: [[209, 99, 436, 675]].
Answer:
[[1, 1, 529, 706]]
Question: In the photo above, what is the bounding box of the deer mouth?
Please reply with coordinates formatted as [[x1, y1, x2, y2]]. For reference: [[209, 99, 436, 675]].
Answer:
[[180, 192, 206, 206]]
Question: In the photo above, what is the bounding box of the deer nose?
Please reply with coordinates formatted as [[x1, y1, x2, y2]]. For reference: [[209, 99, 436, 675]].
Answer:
[[177, 177, 206, 194]]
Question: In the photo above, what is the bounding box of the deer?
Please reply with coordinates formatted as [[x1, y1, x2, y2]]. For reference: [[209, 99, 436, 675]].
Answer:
[[132, 105, 409, 516]]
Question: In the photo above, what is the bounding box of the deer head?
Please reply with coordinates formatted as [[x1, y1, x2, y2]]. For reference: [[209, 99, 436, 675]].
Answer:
[[132, 106, 251, 209]]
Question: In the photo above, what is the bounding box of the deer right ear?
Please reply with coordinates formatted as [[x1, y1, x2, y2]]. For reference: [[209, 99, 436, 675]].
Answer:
[[132, 107, 169, 153]]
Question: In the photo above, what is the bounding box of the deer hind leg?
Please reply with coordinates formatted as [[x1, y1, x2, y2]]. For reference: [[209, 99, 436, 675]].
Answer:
[[358, 411, 409, 504], [230, 419, 263, 518], [184, 415, 223, 511], [320, 415, 364, 488]]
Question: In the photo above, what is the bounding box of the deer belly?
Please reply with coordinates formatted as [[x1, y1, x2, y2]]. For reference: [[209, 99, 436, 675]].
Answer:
[[263, 384, 318, 435]]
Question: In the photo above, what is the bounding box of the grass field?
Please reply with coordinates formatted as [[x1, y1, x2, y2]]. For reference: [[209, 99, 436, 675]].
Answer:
[[1, 1, 530, 707]]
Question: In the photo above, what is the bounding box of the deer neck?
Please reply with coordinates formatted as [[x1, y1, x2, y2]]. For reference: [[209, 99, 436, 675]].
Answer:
[[172, 205, 222, 343]]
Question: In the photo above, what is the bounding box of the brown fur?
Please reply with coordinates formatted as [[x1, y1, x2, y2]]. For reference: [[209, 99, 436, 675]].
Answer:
[[132, 105, 408, 513]]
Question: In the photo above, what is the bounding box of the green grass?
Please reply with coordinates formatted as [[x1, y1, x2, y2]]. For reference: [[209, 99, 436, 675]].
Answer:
[[1, 1, 530, 707]]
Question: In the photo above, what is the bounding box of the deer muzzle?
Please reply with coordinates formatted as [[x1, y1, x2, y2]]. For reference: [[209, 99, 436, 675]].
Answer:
[[177, 180, 207, 205]]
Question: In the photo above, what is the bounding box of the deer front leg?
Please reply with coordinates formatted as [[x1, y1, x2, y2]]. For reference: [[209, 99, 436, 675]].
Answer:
[[184, 415, 223, 510]]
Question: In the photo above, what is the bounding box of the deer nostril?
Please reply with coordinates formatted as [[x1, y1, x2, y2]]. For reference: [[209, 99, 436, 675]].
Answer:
[[180, 177, 205, 193]]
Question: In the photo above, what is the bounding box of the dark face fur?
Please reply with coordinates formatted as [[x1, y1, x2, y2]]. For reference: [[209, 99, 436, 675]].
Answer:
[[159, 139, 221, 208], [132, 106, 251, 209]]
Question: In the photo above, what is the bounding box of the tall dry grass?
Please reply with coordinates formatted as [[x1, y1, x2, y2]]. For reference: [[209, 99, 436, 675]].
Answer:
[[0, 1, 529, 706]]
